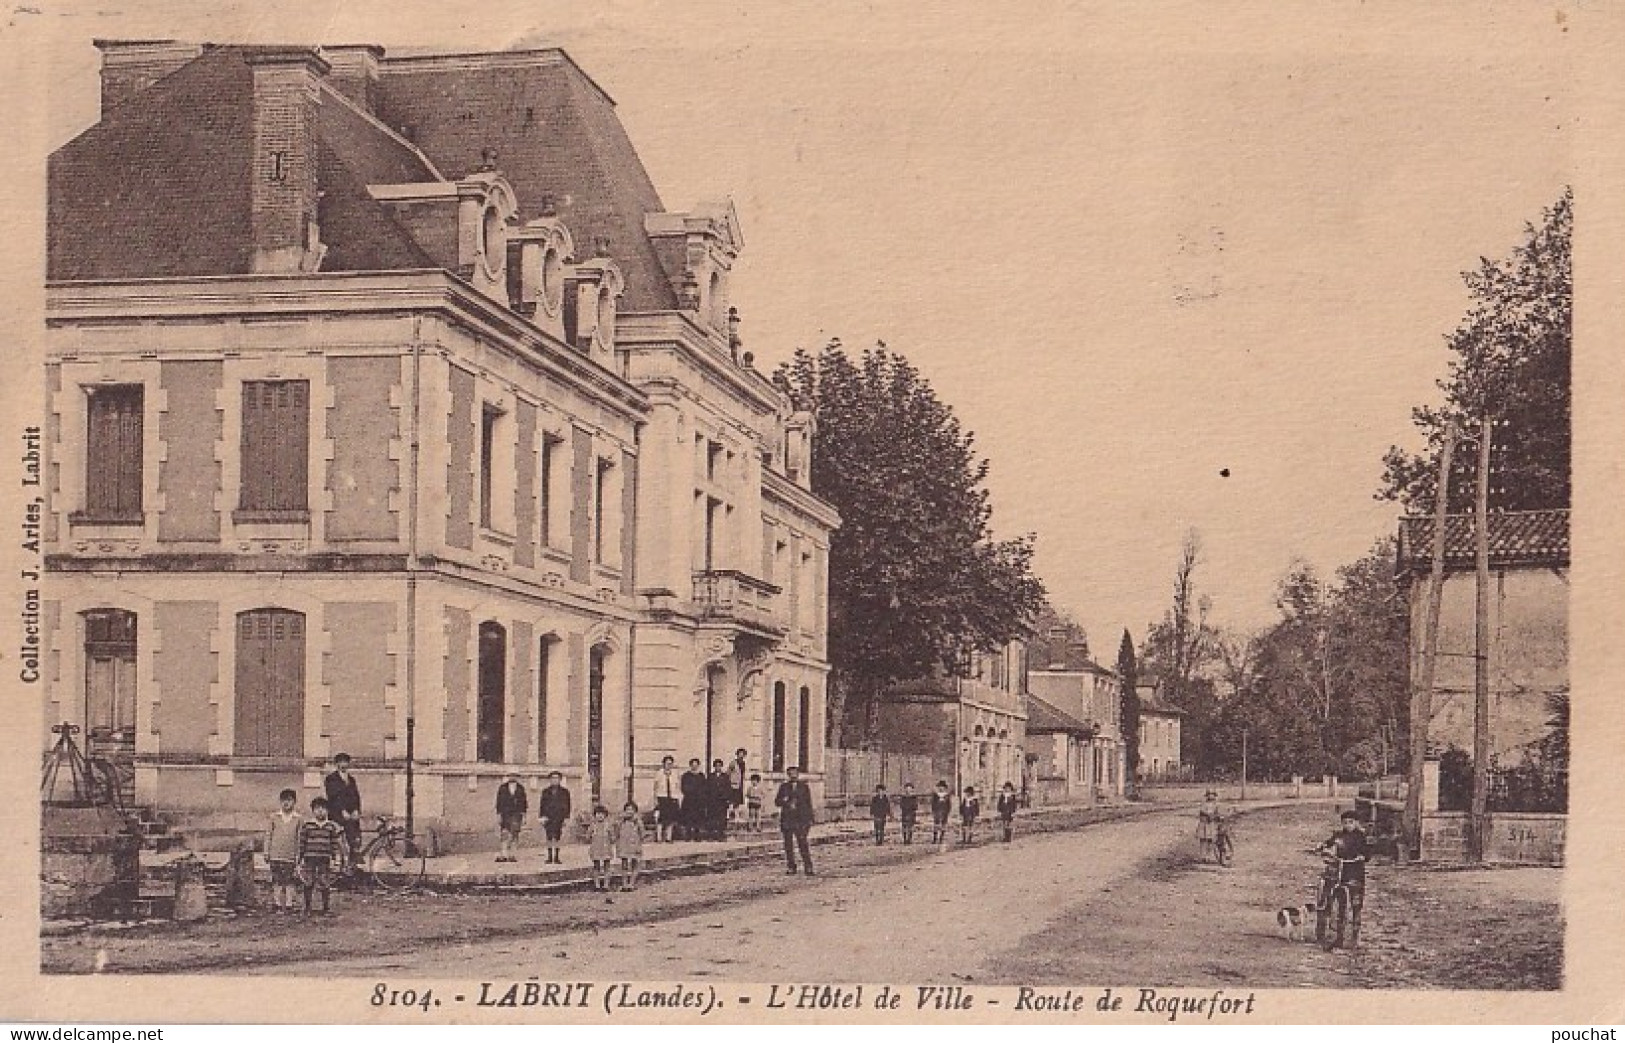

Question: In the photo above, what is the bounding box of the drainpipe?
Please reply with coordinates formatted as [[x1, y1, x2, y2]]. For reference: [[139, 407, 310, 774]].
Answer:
[[404, 320, 423, 847], [624, 423, 641, 807]]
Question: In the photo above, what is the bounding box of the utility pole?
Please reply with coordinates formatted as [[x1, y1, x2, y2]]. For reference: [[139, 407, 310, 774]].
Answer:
[[1469, 414, 1493, 861], [1404, 423, 1458, 860]]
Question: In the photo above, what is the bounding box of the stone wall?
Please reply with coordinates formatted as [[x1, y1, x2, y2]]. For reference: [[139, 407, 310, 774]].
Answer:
[[1418, 810, 1565, 865]]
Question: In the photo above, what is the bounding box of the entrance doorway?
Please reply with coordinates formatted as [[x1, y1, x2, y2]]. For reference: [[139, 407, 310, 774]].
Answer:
[[83, 609, 137, 804]]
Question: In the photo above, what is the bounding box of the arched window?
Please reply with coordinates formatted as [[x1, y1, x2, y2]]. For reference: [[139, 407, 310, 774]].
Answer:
[[797, 685, 812, 771], [587, 645, 609, 800], [235, 609, 304, 758], [771, 681, 787, 773], [477, 622, 507, 763]]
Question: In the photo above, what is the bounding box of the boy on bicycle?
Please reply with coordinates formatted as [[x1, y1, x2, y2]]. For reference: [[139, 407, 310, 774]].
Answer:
[[1318, 809, 1369, 946], [1196, 790, 1230, 863]]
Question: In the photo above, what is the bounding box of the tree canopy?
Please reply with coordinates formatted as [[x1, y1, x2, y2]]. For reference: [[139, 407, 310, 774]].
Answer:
[[1379, 189, 1571, 512], [1206, 542, 1409, 782], [774, 340, 1047, 745]]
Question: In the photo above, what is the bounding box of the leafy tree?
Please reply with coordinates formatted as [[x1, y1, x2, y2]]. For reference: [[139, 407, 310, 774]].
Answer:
[[1116, 629, 1141, 791], [1208, 541, 1409, 782], [774, 340, 1047, 746], [1379, 189, 1571, 512]]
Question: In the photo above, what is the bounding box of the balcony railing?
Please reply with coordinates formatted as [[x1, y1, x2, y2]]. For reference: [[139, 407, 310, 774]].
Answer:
[[692, 569, 784, 636]]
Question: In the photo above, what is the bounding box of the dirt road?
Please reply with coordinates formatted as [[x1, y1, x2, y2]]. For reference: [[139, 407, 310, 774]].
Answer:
[[46, 803, 1560, 988]]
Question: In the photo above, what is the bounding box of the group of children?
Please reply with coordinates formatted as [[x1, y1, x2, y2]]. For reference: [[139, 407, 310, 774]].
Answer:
[[263, 770, 1030, 916], [867, 780, 1022, 847], [264, 789, 346, 915]]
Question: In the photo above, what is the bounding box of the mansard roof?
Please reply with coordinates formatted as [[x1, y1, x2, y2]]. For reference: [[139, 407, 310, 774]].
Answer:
[[375, 48, 679, 311], [48, 45, 442, 280], [49, 42, 690, 308]]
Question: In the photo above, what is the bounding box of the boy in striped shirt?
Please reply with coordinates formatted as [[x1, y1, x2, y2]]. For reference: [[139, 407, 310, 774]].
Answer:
[[298, 797, 344, 915]]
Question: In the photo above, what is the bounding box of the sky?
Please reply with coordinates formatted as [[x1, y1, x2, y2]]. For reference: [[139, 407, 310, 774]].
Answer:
[[31, 1, 1576, 646]]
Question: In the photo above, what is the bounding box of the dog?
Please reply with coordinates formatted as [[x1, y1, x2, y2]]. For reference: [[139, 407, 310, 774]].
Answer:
[[1276, 903, 1317, 942]]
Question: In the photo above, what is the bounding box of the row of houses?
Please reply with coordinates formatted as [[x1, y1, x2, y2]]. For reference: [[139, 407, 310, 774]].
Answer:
[[42, 41, 839, 838], [865, 640, 1184, 804]]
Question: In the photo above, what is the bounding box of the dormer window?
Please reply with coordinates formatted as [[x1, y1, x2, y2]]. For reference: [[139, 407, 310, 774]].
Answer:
[[595, 285, 617, 349], [542, 245, 565, 316], [481, 203, 506, 280], [707, 269, 726, 329]]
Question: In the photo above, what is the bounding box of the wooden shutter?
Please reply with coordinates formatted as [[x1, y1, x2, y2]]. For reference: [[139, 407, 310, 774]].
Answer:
[[86, 386, 143, 516], [241, 382, 308, 512], [274, 382, 309, 511], [236, 609, 305, 758]]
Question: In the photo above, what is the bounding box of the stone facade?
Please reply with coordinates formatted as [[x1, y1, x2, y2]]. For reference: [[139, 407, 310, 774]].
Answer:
[[874, 642, 1029, 799], [43, 43, 837, 839], [1028, 663, 1127, 799], [1136, 682, 1184, 781]]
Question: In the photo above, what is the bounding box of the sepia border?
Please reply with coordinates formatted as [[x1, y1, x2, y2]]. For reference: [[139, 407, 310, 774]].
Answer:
[[1, 0, 1622, 1026]]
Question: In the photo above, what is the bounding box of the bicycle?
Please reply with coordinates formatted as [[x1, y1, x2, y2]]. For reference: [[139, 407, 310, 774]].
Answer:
[[1214, 823, 1234, 867], [355, 814, 427, 893], [1315, 855, 1363, 951]]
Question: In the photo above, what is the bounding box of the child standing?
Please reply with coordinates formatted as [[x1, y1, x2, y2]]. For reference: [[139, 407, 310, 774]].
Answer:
[[587, 805, 616, 892], [959, 786, 980, 844], [265, 788, 302, 912], [869, 784, 891, 845], [495, 772, 528, 863], [898, 783, 919, 845], [745, 773, 765, 831], [617, 801, 645, 892], [996, 782, 1019, 843], [930, 780, 953, 849], [538, 771, 572, 865], [297, 796, 344, 916]]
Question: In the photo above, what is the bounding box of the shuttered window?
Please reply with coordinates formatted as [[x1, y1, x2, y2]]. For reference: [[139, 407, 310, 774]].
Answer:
[[797, 686, 812, 771], [83, 385, 143, 519], [771, 682, 787, 773], [234, 609, 305, 758], [239, 381, 309, 514]]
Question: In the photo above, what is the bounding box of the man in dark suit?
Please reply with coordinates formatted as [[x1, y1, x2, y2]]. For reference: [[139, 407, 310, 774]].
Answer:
[[679, 758, 707, 842], [323, 752, 363, 870], [775, 765, 816, 875]]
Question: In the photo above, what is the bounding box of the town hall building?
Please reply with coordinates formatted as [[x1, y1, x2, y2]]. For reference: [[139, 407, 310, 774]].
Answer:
[[42, 41, 838, 839]]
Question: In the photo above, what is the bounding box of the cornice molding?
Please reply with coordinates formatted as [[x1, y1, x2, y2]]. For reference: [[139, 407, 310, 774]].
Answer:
[[46, 271, 649, 422]]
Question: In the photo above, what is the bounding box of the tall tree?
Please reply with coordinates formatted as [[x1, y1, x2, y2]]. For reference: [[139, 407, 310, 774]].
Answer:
[[774, 340, 1047, 746], [1214, 541, 1409, 782], [1142, 529, 1221, 774], [1379, 189, 1571, 513], [1116, 629, 1141, 792]]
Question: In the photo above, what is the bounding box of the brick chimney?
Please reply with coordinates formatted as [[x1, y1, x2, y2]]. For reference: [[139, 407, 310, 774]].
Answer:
[[93, 39, 205, 115], [322, 44, 382, 114], [245, 47, 331, 274]]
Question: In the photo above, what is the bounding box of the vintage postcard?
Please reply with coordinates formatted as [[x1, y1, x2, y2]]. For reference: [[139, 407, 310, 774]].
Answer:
[[1, 0, 1623, 1027]]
